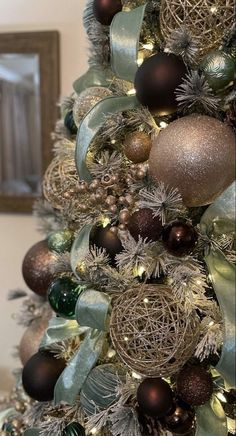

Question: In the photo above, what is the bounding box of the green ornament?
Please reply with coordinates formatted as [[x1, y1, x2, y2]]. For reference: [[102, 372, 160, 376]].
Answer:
[[48, 229, 74, 253], [201, 50, 235, 92], [48, 276, 86, 319], [62, 422, 85, 436], [64, 110, 78, 135]]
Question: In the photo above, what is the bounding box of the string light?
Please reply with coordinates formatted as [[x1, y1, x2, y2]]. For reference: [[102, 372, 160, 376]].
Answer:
[[132, 371, 142, 380], [143, 298, 149, 304], [101, 217, 111, 228], [90, 428, 98, 435], [127, 88, 136, 95], [159, 121, 168, 129], [143, 43, 154, 50], [216, 391, 227, 403]]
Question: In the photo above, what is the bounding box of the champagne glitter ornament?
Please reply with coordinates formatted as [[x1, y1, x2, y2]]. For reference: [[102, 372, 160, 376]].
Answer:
[[149, 115, 236, 207], [123, 131, 152, 163], [19, 315, 51, 365], [73, 87, 112, 127]]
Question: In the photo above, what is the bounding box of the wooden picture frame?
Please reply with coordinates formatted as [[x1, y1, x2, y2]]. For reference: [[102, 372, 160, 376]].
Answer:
[[0, 31, 60, 212]]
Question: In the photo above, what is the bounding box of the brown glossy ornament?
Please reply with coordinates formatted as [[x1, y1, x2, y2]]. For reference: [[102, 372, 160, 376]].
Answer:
[[90, 224, 123, 263], [19, 315, 51, 366], [124, 131, 152, 163], [22, 240, 56, 296], [134, 53, 187, 116], [93, 0, 122, 25], [128, 208, 162, 242], [176, 365, 214, 406], [149, 114, 236, 207], [22, 351, 66, 402], [162, 220, 198, 256], [163, 400, 195, 434], [137, 378, 174, 418]]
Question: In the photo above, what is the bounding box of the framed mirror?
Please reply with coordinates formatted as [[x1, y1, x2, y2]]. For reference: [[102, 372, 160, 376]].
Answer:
[[0, 31, 60, 212]]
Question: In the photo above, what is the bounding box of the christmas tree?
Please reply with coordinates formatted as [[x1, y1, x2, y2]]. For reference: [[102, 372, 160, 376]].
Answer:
[[1, 0, 235, 435]]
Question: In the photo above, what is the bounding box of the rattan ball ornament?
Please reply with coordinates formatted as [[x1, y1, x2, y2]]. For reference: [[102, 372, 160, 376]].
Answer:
[[160, 0, 235, 58], [73, 87, 112, 127], [110, 285, 200, 377]]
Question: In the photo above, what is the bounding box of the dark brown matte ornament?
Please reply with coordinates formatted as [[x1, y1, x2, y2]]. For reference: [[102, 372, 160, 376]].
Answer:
[[128, 208, 162, 242], [22, 240, 56, 297], [90, 224, 123, 264], [134, 53, 187, 116], [163, 400, 195, 434], [124, 131, 152, 163], [22, 351, 66, 402], [176, 365, 214, 406], [162, 220, 198, 257], [137, 378, 174, 418], [93, 0, 122, 26]]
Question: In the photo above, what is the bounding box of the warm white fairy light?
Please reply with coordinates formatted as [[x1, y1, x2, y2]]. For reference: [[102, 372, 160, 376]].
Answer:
[[216, 391, 227, 403], [101, 217, 111, 228], [132, 371, 142, 380], [209, 321, 215, 327], [159, 121, 168, 129], [90, 428, 98, 435], [143, 298, 149, 304], [124, 336, 129, 342], [143, 43, 154, 50], [127, 88, 136, 95]]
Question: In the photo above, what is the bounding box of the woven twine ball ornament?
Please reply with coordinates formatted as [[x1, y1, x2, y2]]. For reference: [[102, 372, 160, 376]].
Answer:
[[160, 0, 235, 58], [43, 155, 78, 209], [110, 285, 200, 377], [73, 87, 113, 127]]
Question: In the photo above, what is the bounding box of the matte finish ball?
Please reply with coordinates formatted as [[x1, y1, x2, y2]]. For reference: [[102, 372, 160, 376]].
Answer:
[[163, 401, 195, 434], [134, 53, 187, 116], [22, 240, 56, 297], [124, 131, 152, 163], [64, 110, 78, 135], [62, 422, 85, 436], [93, 0, 122, 25], [47, 229, 74, 253], [48, 277, 86, 319], [19, 315, 51, 365], [149, 114, 236, 207], [177, 366, 214, 406], [22, 351, 66, 402], [137, 378, 174, 418], [128, 208, 162, 242], [201, 50, 235, 92], [162, 221, 198, 257], [90, 224, 123, 264]]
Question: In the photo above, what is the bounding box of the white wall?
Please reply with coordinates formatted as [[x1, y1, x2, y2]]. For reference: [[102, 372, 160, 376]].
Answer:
[[0, 0, 88, 393]]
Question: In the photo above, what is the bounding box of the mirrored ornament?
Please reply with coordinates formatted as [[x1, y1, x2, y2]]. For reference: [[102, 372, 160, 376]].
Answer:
[[48, 276, 86, 319], [62, 422, 85, 436], [162, 220, 198, 257], [47, 229, 74, 253], [137, 378, 174, 418], [162, 400, 195, 434], [73, 87, 113, 126], [93, 0, 122, 25], [201, 50, 235, 92]]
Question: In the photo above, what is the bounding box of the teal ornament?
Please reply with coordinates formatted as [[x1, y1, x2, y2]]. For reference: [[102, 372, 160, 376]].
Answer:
[[48, 277, 86, 319], [48, 229, 74, 253], [201, 50, 235, 91], [80, 364, 124, 415], [64, 110, 78, 135], [62, 422, 85, 436]]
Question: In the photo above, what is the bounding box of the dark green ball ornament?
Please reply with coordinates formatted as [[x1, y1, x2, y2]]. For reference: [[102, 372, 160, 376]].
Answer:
[[48, 229, 74, 253], [48, 276, 86, 319], [62, 422, 85, 436], [201, 50, 235, 91], [64, 110, 78, 135]]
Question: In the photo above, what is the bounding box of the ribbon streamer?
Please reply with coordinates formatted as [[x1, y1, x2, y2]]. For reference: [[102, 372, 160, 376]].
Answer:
[[73, 66, 113, 95], [75, 95, 139, 182], [196, 397, 227, 436], [70, 223, 93, 279], [110, 5, 147, 82], [40, 316, 88, 350], [76, 289, 111, 331]]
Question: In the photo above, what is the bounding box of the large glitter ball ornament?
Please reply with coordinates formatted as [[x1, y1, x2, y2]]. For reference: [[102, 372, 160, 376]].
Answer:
[[62, 423, 85, 436], [134, 53, 187, 116], [176, 365, 214, 406], [162, 400, 195, 434], [22, 240, 56, 297], [137, 378, 174, 418], [22, 351, 66, 402], [80, 364, 124, 415], [162, 220, 198, 257], [90, 224, 123, 264], [110, 285, 199, 377], [19, 315, 51, 365], [73, 87, 112, 127], [124, 131, 152, 163], [160, 0, 235, 58], [48, 276, 86, 319], [47, 229, 74, 253], [93, 0, 122, 25], [149, 115, 236, 207], [128, 208, 162, 242], [201, 50, 236, 92]]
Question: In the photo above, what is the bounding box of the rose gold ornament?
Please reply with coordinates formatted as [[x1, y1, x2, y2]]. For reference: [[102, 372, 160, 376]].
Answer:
[[19, 315, 51, 365]]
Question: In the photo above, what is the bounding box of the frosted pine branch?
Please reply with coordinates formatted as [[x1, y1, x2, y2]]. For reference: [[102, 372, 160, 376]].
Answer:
[[165, 26, 199, 63]]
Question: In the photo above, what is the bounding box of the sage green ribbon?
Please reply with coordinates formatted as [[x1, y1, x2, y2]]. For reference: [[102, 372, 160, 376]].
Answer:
[[196, 397, 227, 436], [110, 5, 147, 82], [76, 289, 111, 331], [40, 316, 88, 350], [24, 429, 40, 436], [70, 223, 93, 279], [73, 66, 113, 95], [75, 95, 139, 182]]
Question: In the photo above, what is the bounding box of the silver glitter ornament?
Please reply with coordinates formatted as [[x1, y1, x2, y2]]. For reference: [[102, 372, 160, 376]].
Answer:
[[73, 87, 113, 127], [149, 114, 235, 207]]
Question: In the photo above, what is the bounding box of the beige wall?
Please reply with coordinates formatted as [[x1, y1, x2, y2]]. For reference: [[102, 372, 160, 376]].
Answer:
[[0, 0, 88, 393]]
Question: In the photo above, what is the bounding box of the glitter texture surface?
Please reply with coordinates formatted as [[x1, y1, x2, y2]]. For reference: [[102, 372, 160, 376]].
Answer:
[[73, 87, 113, 127]]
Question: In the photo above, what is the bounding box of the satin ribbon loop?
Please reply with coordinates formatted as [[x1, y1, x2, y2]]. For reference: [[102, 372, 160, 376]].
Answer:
[[70, 223, 93, 279], [40, 316, 87, 350], [196, 397, 227, 436], [76, 289, 111, 331]]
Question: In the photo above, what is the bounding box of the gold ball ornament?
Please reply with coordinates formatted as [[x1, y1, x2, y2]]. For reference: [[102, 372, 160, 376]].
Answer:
[[73, 87, 113, 126], [124, 131, 152, 163], [19, 315, 51, 366], [149, 115, 236, 207], [160, 0, 235, 58], [110, 285, 199, 377]]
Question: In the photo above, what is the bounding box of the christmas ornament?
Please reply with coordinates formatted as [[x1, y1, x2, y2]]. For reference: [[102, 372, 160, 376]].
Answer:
[[201, 50, 235, 91], [64, 110, 78, 135], [162, 400, 195, 434], [127, 208, 162, 242], [22, 240, 56, 297], [123, 131, 152, 163], [73, 87, 112, 127], [149, 114, 236, 207], [162, 220, 198, 256], [62, 422, 85, 436], [19, 315, 51, 365], [110, 285, 199, 377], [93, 0, 123, 26], [134, 53, 187, 115], [22, 351, 66, 402], [160, 0, 235, 58], [137, 378, 174, 418], [176, 365, 214, 406], [48, 276, 86, 319], [47, 229, 74, 253], [80, 364, 124, 415], [90, 224, 123, 264], [225, 99, 236, 132]]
